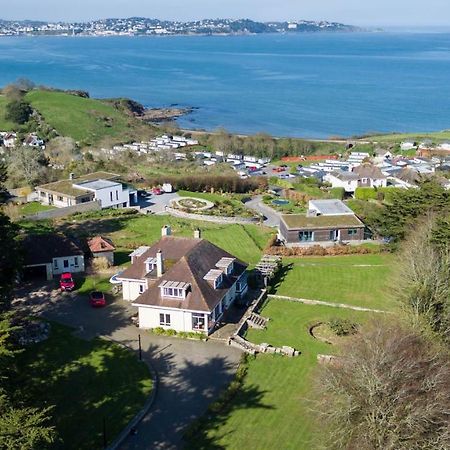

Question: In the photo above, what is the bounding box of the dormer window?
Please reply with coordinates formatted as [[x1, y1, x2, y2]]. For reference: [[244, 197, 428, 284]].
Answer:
[[215, 257, 235, 275], [203, 269, 224, 289], [144, 257, 158, 274], [159, 281, 190, 298]]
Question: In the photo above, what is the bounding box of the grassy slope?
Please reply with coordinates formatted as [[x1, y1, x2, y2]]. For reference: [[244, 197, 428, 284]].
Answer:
[[368, 130, 450, 143], [0, 95, 18, 130], [195, 301, 382, 450], [54, 212, 273, 265], [25, 90, 152, 144], [16, 323, 152, 450], [271, 254, 395, 311]]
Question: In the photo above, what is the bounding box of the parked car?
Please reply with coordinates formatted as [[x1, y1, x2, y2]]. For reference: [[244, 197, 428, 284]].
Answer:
[[59, 272, 75, 291], [273, 167, 285, 173], [90, 291, 106, 307], [152, 187, 162, 195]]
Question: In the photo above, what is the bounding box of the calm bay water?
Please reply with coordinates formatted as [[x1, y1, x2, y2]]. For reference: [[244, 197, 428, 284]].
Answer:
[[0, 33, 450, 138]]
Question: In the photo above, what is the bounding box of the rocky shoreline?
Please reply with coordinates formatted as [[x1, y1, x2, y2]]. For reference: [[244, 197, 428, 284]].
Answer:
[[140, 106, 195, 123]]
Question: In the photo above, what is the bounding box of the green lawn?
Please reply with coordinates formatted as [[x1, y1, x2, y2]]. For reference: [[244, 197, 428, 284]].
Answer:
[[19, 201, 56, 215], [16, 323, 152, 450], [189, 301, 382, 450], [25, 90, 152, 145], [0, 95, 18, 130], [55, 211, 273, 265], [271, 254, 396, 311], [367, 130, 450, 144]]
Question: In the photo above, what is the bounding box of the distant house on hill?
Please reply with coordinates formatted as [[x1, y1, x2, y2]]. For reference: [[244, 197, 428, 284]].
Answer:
[[352, 163, 387, 188], [117, 226, 248, 334], [36, 171, 137, 209]]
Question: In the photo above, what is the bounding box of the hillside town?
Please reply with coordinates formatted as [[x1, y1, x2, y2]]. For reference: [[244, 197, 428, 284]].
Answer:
[[0, 17, 359, 37]]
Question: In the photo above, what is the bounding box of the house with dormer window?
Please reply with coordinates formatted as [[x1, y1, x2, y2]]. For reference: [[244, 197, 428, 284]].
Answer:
[[116, 226, 249, 334]]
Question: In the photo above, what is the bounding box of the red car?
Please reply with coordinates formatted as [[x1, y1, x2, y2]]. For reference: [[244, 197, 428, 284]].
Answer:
[[60, 272, 75, 291], [273, 167, 286, 173], [152, 187, 162, 195], [90, 291, 106, 308]]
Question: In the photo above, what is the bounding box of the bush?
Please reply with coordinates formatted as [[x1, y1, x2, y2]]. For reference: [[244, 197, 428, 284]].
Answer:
[[355, 187, 378, 201], [91, 257, 111, 271], [5, 99, 33, 124], [265, 243, 388, 257], [328, 318, 359, 336], [329, 187, 345, 200], [149, 327, 206, 340]]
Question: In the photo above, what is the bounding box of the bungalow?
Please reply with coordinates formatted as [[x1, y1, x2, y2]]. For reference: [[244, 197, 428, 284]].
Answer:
[[117, 227, 248, 334], [36, 171, 137, 209], [22, 233, 85, 280], [352, 163, 387, 188], [278, 199, 365, 246], [324, 170, 360, 193], [2, 132, 17, 148]]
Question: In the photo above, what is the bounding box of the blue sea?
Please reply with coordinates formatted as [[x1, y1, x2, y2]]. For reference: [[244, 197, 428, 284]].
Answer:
[[0, 32, 450, 138]]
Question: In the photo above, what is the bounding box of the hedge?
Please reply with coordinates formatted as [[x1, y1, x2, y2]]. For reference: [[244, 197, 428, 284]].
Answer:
[[354, 187, 378, 201]]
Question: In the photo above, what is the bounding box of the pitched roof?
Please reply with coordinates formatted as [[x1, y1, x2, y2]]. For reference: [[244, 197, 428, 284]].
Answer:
[[22, 233, 84, 266], [123, 236, 248, 313], [87, 236, 116, 253], [329, 170, 359, 181], [352, 163, 386, 179], [282, 214, 364, 230]]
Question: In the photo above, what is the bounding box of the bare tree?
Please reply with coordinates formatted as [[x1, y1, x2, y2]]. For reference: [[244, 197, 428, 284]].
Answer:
[[7, 146, 47, 187], [313, 320, 450, 450]]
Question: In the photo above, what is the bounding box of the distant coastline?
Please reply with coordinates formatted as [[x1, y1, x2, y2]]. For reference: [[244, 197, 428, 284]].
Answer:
[[0, 17, 363, 37]]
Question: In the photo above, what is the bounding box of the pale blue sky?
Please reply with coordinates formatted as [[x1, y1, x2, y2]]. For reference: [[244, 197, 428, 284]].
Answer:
[[3, 0, 448, 27]]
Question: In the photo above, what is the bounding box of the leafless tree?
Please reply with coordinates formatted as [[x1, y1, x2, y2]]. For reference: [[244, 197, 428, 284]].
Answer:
[[313, 320, 450, 450]]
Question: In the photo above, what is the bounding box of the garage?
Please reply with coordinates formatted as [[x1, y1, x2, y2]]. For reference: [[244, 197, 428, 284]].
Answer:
[[22, 264, 52, 281]]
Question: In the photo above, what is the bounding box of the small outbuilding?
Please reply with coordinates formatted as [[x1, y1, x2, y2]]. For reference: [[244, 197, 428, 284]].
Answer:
[[87, 236, 116, 266]]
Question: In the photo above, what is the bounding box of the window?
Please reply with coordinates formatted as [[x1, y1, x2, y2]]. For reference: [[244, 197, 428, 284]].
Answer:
[[57, 196, 63, 201], [54, 260, 58, 269], [348, 229, 358, 236], [163, 287, 185, 298], [74, 257, 79, 267], [192, 313, 205, 330], [116, 191, 119, 200], [110, 192, 113, 201], [63, 260, 69, 268], [299, 231, 314, 242], [159, 313, 171, 326], [139, 284, 145, 294]]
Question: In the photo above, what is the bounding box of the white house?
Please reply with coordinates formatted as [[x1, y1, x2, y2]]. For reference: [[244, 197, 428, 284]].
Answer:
[[36, 171, 137, 209], [400, 141, 417, 151], [324, 170, 360, 193], [352, 164, 388, 188], [22, 233, 85, 280], [117, 227, 249, 335]]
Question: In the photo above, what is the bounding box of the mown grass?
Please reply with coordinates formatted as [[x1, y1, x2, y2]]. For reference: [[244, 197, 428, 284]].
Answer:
[[189, 301, 382, 450], [19, 201, 56, 215], [368, 130, 450, 143], [25, 90, 153, 145], [271, 254, 395, 311], [16, 322, 152, 450], [55, 211, 273, 265]]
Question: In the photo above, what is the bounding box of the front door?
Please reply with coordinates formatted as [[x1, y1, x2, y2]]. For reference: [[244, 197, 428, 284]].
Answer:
[[329, 229, 339, 241]]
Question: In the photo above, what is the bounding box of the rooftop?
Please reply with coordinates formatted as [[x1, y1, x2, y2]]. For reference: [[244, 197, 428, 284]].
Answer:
[[282, 214, 363, 230], [74, 179, 121, 191], [308, 199, 354, 216], [37, 172, 121, 198]]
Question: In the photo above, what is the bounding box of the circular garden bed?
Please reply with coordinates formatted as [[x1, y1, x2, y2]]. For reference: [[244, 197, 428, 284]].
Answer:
[[170, 197, 215, 212]]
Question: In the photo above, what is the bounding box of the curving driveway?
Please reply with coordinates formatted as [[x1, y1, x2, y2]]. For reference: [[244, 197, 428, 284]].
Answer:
[[13, 283, 242, 450], [244, 195, 281, 228]]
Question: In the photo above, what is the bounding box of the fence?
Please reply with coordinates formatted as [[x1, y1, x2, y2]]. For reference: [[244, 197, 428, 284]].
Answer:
[[24, 200, 101, 221]]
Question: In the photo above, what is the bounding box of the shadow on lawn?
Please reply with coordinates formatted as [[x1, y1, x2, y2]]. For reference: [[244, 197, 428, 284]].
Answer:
[[15, 323, 152, 450], [268, 262, 294, 294]]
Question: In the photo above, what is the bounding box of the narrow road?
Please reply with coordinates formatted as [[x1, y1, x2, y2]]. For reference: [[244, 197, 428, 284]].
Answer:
[[244, 195, 281, 228]]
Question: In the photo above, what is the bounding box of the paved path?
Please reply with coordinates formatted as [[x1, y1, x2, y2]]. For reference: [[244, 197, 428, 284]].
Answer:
[[244, 195, 281, 228], [268, 294, 388, 313], [13, 283, 242, 450]]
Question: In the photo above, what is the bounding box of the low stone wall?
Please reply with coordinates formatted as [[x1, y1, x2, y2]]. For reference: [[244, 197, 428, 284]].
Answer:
[[24, 200, 101, 221], [165, 207, 259, 225]]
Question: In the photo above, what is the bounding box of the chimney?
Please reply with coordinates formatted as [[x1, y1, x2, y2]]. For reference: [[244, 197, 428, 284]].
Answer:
[[156, 250, 164, 277], [161, 225, 171, 237], [194, 228, 201, 239]]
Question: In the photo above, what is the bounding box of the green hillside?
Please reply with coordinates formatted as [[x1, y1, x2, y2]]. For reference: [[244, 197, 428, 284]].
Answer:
[[365, 130, 450, 144], [25, 90, 155, 145], [0, 95, 19, 130]]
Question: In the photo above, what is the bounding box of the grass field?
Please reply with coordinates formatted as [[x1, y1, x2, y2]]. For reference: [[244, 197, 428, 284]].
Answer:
[[0, 95, 18, 130], [368, 130, 450, 143], [16, 322, 152, 450], [18, 201, 56, 215], [53, 211, 273, 265], [271, 254, 395, 311], [190, 301, 383, 450], [25, 90, 153, 145]]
